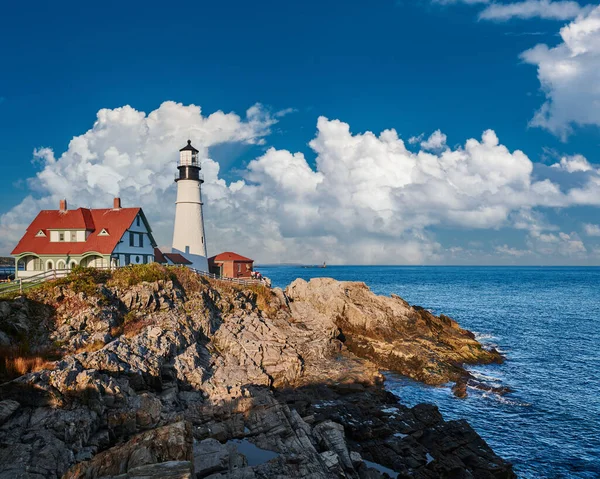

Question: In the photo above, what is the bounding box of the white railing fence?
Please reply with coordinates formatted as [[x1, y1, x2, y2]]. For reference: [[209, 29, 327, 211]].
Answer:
[[188, 268, 267, 286], [0, 265, 267, 298]]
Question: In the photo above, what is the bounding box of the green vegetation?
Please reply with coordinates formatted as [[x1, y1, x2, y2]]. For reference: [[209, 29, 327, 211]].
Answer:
[[107, 263, 176, 288], [36, 266, 111, 297]]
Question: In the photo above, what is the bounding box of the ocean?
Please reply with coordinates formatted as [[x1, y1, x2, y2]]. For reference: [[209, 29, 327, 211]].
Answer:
[[257, 265, 600, 479]]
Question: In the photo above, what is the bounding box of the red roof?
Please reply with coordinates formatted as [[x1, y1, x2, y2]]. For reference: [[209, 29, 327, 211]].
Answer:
[[11, 207, 146, 256], [154, 247, 167, 264], [209, 252, 253, 263], [154, 248, 192, 265], [163, 253, 192, 265]]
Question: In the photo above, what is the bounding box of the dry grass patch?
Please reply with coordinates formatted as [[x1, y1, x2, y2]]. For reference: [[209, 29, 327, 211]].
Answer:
[[75, 340, 105, 354], [0, 346, 59, 382]]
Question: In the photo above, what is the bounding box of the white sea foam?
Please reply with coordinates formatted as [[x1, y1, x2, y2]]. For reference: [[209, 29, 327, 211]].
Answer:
[[474, 332, 497, 341]]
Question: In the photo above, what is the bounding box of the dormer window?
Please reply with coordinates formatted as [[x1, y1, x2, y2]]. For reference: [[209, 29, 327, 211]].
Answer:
[[35, 230, 46, 237], [59, 232, 65, 242], [98, 228, 110, 236]]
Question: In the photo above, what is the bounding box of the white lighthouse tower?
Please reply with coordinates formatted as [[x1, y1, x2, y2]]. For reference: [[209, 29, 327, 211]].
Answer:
[[171, 140, 209, 272]]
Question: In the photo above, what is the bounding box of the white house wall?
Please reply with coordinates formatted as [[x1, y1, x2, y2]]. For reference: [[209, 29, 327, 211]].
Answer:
[[112, 214, 155, 266], [48, 230, 86, 242]]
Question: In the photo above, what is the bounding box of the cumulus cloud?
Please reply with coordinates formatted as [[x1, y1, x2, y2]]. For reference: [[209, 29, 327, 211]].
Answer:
[[551, 154, 595, 172], [522, 6, 600, 138], [420, 130, 448, 151], [480, 1, 587, 21], [1, 102, 599, 264], [583, 223, 600, 236]]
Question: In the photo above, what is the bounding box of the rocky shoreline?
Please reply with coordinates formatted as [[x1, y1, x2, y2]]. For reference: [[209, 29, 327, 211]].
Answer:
[[0, 266, 515, 478]]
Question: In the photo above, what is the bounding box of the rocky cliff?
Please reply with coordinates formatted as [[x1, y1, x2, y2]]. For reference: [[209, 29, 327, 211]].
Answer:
[[0, 266, 515, 478]]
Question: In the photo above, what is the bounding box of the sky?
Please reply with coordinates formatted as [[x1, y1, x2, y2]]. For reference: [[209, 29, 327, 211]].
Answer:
[[1, 0, 600, 265]]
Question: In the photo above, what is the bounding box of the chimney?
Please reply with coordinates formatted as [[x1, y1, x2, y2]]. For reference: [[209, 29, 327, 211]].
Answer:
[[59, 199, 67, 212], [113, 197, 121, 210]]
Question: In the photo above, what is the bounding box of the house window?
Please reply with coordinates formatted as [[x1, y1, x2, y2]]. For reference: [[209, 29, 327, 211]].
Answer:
[[59, 232, 64, 241], [139, 234, 144, 248], [33, 258, 42, 271], [238, 263, 241, 273], [129, 232, 134, 247], [136, 215, 141, 227], [135, 256, 140, 263], [71, 231, 77, 242]]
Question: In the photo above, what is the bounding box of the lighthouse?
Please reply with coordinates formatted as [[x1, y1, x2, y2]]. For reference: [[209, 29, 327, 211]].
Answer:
[[171, 140, 209, 272]]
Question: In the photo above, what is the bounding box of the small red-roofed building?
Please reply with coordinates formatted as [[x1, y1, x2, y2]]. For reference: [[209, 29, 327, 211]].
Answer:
[[11, 198, 157, 278], [208, 252, 254, 278]]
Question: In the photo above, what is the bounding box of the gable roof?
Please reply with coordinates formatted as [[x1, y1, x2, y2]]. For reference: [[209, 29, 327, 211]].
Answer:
[[153, 248, 192, 265], [12, 207, 154, 256], [154, 247, 167, 264], [164, 253, 192, 265], [209, 252, 253, 263]]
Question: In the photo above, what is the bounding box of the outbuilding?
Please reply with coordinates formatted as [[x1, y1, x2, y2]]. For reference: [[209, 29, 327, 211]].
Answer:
[[208, 252, 254, 279]]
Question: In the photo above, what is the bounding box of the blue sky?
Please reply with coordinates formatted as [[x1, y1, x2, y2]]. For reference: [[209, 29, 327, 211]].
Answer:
[[1, 0, 600, 264]]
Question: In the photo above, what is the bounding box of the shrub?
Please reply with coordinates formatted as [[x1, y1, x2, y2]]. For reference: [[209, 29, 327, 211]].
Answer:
[[36, 266, 110, 298], [108, 263, 176, 288], [171, 266, 205, 293]]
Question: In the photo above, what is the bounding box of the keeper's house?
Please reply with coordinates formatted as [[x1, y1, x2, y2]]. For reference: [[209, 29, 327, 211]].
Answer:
[[11, 198, 157, 278]]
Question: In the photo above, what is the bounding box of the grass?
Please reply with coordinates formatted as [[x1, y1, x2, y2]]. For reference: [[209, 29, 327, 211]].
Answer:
[[74, 340, 105, 354], [34, 266, 111, 298], [121, 311, 153, 338], [0, 345, 59, 382]]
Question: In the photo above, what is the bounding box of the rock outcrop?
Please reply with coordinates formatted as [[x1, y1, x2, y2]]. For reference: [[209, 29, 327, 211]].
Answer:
[[0, 267, 515, 478], [285, 278, 503, 386]]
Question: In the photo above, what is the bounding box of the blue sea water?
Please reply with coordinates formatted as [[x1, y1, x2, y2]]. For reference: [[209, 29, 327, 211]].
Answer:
[[257, 265, 600, 479]]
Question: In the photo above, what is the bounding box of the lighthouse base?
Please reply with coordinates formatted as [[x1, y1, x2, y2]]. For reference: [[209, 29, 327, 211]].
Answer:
[[172, 248, 209, 273]]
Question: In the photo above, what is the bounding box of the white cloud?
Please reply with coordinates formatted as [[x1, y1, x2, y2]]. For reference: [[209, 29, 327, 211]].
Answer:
[[522, 6, 600, 138], [495, 244, 530, 256], [1, 103, 599, 264], [480, 1, 587, 21], [420, 130, 448, 151], [527, 230, 587, 256], [551, 154, 594, 172], [583, 223, 600, 236], [408, 133, 424, 145]]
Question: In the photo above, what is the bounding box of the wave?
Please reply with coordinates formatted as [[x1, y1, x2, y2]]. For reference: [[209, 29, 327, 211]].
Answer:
[[474, 332, 497, 341]]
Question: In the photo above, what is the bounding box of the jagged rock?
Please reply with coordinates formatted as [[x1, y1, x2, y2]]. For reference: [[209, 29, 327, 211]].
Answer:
[[112, 460, 194, 479], [0, 399, 19, 425], [0, 271, 515, 478], [285, 278, 503, 386], [64, 421, 193, 479]]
